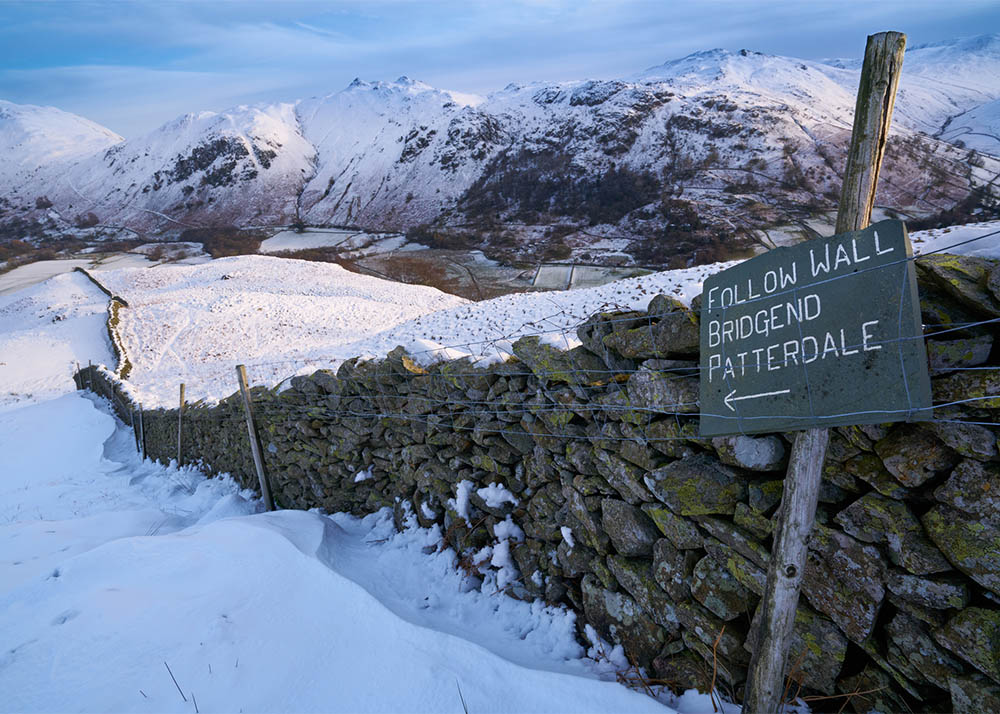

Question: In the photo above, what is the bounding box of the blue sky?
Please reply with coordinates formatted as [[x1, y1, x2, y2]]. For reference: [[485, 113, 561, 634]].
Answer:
[[1, 0, 998, 138]]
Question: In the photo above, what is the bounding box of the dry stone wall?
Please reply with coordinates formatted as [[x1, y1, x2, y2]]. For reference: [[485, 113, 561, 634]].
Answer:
[[77, 253, 1000, 713]]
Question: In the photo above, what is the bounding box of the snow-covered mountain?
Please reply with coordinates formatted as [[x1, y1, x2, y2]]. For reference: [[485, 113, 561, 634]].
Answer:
[[0, 100, 121, 214], [939, 99, 1000, 156], [296, 77, 495, 228], [2, 34, 1000, 261], [62, 103, 315, 229]]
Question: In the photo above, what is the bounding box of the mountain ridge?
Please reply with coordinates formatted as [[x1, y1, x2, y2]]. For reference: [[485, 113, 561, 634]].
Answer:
[[2, 36, 999, 265]]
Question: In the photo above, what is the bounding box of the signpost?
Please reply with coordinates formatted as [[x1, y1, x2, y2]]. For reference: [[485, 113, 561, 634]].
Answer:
[[699, 219, 931, 437], [716, 31, 913, 713]]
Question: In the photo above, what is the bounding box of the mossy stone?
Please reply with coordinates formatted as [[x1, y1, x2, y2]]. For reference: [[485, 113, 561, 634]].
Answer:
[[835, 492, 951, 574], [887, 571, 971, 611], [934, 459, 1000, 525], [934, 607, 1000, 683], [923, 505, 1000, 596], [874, 426, 958, 488], [802, 525, 887, 643], [580, 574, 666, 669], [601, 498, 660, 556], [690, 555, 755, 621], [606, 555, 679, 631], [652, 537, 699, 601], [640, 503, 704, 549], [745, 602, 848, 695], [644, 453, 747, 516]]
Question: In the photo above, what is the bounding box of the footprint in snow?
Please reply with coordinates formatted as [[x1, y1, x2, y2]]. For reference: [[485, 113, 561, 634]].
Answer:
[[51, 609, 81, 626]]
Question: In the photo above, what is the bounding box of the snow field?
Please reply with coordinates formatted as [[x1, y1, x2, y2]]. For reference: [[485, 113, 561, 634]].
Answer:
[[94, 255, 468, 406], [3, 219, 1000, 712], [0, 271, 116, 410], [258, 228, 411, 256], [87, 220, 1000, 409], [0, 393, 684, 713], [93, 254, 735, 407]]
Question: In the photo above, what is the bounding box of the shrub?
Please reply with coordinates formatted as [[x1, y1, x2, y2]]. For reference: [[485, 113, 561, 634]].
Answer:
[[74, 212, 99, 229], [178, 226, 265, 257]]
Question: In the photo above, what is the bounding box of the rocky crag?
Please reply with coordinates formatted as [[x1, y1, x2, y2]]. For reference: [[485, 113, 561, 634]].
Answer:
[[78, 253, 1000, 712]]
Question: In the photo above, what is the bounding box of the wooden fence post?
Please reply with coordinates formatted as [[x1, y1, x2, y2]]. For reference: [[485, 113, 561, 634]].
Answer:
[[742, 31, 906, 713], [236, 365, 275, 511], [138, 403, 146, 460], [177, 383, 185, 466], [130, 408, 140, 454]]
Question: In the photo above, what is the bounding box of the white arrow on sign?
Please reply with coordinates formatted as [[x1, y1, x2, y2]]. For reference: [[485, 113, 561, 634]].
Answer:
[[724, 388, 791, 412]]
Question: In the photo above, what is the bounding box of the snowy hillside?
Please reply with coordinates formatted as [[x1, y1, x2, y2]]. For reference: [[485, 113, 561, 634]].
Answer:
[[94, 256, 467, 406], [0, 100, 121, 172], [297, 78, 494, 228], [821, 34, 1000, 134], [2, 35, 1000, 263], [0, 100, 122, 213], [61, 219, 997, 409], [939, 99, 1000, 156], [56, 103, 315, 230]]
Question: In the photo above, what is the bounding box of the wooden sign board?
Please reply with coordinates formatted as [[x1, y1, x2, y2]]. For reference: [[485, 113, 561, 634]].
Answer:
[[699, 220, 931, 437]]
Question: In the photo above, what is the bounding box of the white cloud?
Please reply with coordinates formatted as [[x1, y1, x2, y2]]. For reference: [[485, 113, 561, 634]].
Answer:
[[0, 0, 997, 135]]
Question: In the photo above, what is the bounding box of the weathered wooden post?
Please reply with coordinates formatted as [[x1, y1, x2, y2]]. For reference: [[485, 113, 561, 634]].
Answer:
[[177, 383, 185, 466], [138, 402, 146, 460], [236, 365, 275, 512], [742, 31, 907, 713], [130, 408, 140, 454]]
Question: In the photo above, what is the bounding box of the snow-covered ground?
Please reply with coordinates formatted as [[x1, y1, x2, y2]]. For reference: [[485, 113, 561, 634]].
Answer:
[[0, 258, 95, 297], [0, 268, 732, 712], [259, 227, 412, 256], [0, 244, 210, 297], [79, 219, 1000, 408], [2, 219, 999, 712], [93, 255, 469, 407], [0, 393, 696, 713], [0, 271, 115, 410], [910, 217, 1000, 256], [94, 254, 732, 406]]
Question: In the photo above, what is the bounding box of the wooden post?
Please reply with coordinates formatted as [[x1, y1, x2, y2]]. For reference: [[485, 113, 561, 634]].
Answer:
[[177, 383, 185, 466], [742, 31, 906, 714], [236, 365, 275, 511], [87, 360, 93, 391], [130, 408, 140, 454], [138, 403, 146, 460]]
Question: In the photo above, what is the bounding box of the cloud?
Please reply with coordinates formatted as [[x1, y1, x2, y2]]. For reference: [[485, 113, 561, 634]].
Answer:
[[0, 64, 310, 137], [1, 0, 998, 136]]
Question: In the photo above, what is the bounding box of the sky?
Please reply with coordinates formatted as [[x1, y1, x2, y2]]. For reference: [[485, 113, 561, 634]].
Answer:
[[1, 0, 998, 138]]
